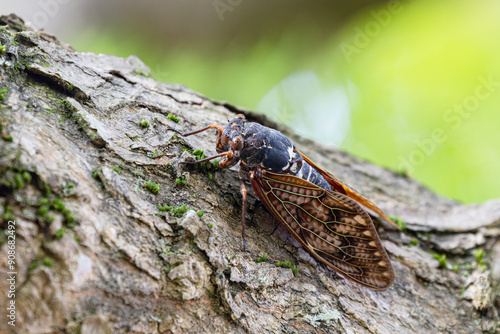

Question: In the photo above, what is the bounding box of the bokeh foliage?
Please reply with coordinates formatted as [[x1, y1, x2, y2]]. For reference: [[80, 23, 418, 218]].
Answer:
[[71, 0, 500, 204]]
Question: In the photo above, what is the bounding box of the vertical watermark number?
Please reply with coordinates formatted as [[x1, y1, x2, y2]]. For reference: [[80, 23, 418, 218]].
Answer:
[[6, 219, 17, 327]]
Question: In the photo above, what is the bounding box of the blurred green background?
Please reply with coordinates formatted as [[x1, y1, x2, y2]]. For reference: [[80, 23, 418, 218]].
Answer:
[[3, 0, 500, 204]]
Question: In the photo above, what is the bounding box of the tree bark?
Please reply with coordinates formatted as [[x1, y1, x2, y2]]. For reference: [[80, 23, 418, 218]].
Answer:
[[0, 14, 499, 334]]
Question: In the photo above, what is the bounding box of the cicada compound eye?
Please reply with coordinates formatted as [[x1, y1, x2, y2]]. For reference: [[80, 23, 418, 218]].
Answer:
[[231, 136, 243, 151]]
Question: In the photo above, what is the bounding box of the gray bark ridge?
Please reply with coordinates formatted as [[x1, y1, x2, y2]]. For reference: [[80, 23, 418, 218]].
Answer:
[[0, 14, 499, 334]]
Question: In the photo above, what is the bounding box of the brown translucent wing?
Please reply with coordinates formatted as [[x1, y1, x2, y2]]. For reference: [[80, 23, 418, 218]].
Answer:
[[298, 152, 400, 230], [251, 170, 395, 290]]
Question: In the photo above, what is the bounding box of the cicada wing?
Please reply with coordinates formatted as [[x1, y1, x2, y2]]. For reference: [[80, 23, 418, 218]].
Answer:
[[251, 170, 395, 290], [298, 152, 400, 230]]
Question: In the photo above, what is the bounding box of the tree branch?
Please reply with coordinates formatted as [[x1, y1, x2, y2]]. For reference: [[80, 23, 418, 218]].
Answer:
[[0, 14, 499, 333]]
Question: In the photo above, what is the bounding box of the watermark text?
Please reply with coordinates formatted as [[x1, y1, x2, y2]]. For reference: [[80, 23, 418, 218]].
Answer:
[[5, 219, 17, 327], [398, 75, 499, 173]]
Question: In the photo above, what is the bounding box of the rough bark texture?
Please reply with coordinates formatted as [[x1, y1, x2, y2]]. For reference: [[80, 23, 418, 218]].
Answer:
[[0, 14, 499, 334]]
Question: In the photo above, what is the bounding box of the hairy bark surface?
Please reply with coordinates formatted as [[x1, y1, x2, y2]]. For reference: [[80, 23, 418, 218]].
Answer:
[[0, 14, 499, 334]]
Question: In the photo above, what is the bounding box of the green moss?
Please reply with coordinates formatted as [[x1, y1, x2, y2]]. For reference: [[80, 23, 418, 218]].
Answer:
[[14, 173, 24, 188], [42, 257, 53, 267], [212, 159, 219, 169], [0, 42, 5, 55], [51, 199, 65, 211], [28, 259, 39, 270], [409, 238, 418, 247], [197, 209, 204, 218], [167, 113, 180, 123], [66, 215, 75, 226], [474, 249, 484, 265], [190, 149, 209, 170], [145, 180, 160, 194], [0, 87, 7, 101], [389, 216, 406, 232], [474, 248, 486, 270], [275, 260, 296, 273], [55, 227, 66, 238], [152, 150, 164, 158], [47, 98, 88, 128], [111, 167, 121, 174], [460, 285, 466, 299], [49, 98, 88, 128], [256, 253, 268, 263], [193, 149, 206, 160], [140, 120, 149, 127], [2, 206, 15, 221], [172, 204, 189, 218], [62, 182, 76, 197], [48, 198, 76, 226], [37, 198, 49, 206], [185, 151, 224, 180], [208, 223, 213, 228], [21, 171, 32, 183], [38, 205, 49, 215], [158, 204, 173, 212], [54, 99, 73, 117], [175, 175, 187, 186], [433, 253, 447, 269]]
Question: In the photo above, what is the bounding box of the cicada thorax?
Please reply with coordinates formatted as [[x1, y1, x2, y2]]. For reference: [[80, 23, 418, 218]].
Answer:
[[236, 122, 333, 191], [239, 123, 295, 170]]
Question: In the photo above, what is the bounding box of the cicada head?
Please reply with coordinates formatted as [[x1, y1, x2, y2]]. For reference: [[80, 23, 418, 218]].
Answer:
[[215, 114, 246, 169], [216, 114, 245, 152]]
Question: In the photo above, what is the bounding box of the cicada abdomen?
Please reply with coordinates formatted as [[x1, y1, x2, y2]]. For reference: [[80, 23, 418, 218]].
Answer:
[[167, 114, 397, 290]]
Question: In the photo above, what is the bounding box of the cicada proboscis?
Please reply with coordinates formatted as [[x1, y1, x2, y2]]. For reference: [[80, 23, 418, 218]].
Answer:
[[167, 114, 398, 290]]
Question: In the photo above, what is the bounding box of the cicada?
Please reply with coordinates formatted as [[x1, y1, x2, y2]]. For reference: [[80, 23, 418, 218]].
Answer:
[[167, 114, 397, 290]]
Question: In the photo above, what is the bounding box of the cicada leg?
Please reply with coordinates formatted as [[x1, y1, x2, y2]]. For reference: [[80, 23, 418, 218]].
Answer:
[[178, 151, 233, 165], [239, 175, 248, 251], [166, 124, 223, 137]]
